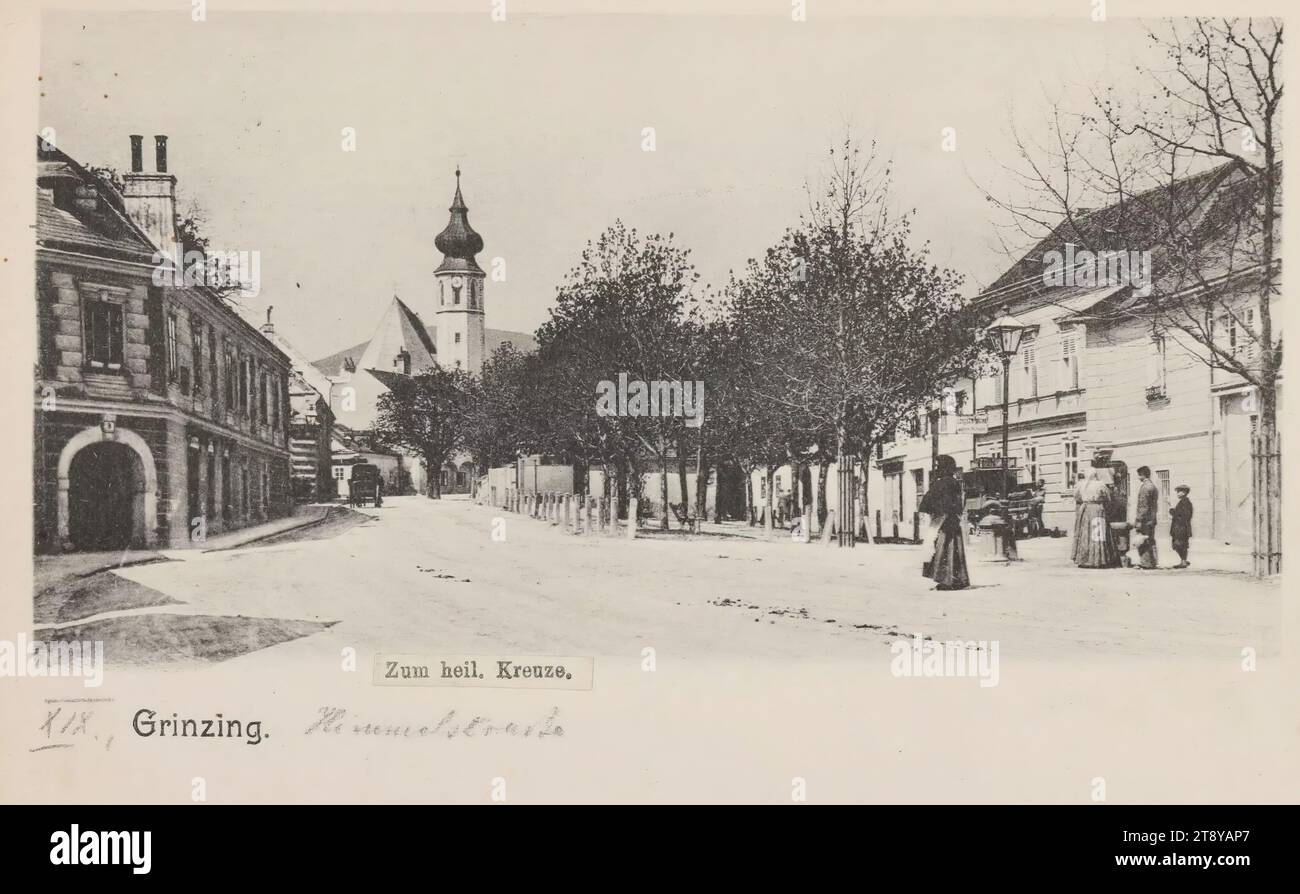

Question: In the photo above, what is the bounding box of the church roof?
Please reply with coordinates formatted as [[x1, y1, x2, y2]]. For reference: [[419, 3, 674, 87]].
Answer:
[[352, 296, 438, 376], [312, 317, 536, 379]]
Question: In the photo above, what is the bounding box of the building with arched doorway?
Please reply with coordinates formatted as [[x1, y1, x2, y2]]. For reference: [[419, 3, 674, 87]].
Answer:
[[35, 136, 294, 552]]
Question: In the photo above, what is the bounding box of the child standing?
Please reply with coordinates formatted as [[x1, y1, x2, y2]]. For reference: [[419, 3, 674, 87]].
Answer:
[[1170, 485, 1194, 568]]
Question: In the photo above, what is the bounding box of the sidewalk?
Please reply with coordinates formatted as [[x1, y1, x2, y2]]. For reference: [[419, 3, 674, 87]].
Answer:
[[590, 514, 1257, 574], [174, 503, 335, 555], [33, 550, 169, 596], [34, 505, 337, 592]]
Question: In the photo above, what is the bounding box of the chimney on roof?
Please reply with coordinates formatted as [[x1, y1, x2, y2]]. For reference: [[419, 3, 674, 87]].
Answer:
[[122, 133, 179, 263], [261, 306, 275, 336]]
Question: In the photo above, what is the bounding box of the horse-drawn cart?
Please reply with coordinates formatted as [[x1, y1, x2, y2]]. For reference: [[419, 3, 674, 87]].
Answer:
[[348, 462, 383, 508]]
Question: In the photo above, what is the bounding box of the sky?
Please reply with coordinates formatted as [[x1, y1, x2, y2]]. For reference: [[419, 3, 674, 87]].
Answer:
[[39, 9, 1161, 360]]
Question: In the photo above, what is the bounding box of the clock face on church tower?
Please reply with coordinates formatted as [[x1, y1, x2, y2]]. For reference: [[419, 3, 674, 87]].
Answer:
[[450, 275, 464, 289]]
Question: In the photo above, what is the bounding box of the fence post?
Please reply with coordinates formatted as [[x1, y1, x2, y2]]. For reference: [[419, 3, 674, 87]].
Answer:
[[875, 509, 882, 541]]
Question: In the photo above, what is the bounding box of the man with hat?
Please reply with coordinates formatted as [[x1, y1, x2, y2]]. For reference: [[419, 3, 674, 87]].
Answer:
[[1134, 466, 1160, 569], [1170, 485, 1194, 569]]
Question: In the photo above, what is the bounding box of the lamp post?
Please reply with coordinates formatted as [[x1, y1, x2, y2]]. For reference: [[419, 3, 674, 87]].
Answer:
[[987, 306, 1027, 559]]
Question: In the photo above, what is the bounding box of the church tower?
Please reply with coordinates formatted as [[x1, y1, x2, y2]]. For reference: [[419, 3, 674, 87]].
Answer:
[[433, 167, 486, 375]]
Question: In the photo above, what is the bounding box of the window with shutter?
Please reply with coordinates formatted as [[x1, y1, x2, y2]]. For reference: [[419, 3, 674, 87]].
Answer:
[[166, 313, 179, 380], [191, 324, 204, 392], [210, 337, 219, 404], [1061, 332, 1080, 390], [1244, 306, 1257, 367], [1022, 337, 1038, 398]]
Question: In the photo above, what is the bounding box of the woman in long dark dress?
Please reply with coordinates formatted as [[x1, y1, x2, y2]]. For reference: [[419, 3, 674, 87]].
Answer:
[[919, 455, 970, 590]]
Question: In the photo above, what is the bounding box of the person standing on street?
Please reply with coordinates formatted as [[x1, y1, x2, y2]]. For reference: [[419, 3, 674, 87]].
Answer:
[[1073, 469, 1121, 568], [1134, 466, 1160, 569], [1170, 485, 1193, 568], [919, 455, 970, 591]]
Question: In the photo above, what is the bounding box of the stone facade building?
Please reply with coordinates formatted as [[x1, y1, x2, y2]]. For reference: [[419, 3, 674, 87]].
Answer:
[[34, 135, 293, 552]]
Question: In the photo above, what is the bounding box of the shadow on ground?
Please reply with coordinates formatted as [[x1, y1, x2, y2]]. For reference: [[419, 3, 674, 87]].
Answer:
[[35, 614, 338, 666], [228, 506, 372, 549], [35, 569, 183, 625]]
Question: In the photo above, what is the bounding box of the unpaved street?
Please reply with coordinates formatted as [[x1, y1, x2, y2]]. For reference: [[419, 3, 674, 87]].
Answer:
[[93, 495, 1280, 669]]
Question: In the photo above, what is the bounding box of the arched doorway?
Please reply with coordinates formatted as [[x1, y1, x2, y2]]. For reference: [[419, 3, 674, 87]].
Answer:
[[57, 422, 159, 552], [68, 442, 140, 550]]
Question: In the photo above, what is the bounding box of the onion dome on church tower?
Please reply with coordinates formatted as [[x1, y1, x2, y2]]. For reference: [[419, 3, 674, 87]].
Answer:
[[434, 167, 484, 274]]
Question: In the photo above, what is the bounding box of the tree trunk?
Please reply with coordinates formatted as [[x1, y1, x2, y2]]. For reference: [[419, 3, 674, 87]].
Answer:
[[659, 449, 670, 531], [1254, 150, 1280, 576], [816, 461, 828, 528], [744, 466, 755, 526], [695, 444, 710, 523], [1254, 389, 1281, 576], [859, 454, 873, 544], [427, 456, 442, 499], [614, 455, 628, 520], [677, 440, 690, 528], [765, 467, 775, 534]]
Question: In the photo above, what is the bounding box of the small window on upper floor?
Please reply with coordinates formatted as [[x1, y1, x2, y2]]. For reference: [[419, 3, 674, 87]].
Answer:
[[455, 332, 461, 344], [85, 299, 124, 369], [166, 312, 180, 380]]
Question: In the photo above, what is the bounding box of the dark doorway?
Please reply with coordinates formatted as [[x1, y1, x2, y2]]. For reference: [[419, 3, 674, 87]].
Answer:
[[68, 442, 137, 551]]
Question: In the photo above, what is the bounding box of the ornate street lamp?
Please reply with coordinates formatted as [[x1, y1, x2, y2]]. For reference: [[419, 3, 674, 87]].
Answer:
[[987, 306, 1026, 558]]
